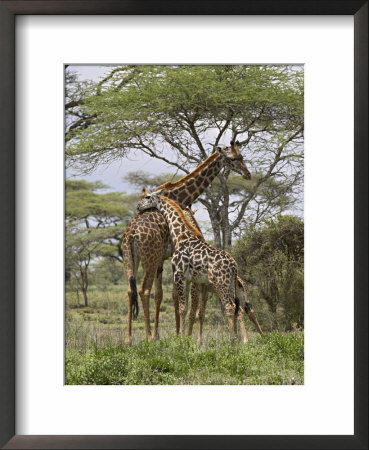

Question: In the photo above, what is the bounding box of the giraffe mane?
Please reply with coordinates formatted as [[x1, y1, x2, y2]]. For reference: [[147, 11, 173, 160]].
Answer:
[[155, 152, 219, 191], [184, 208, 204, 240], [158, 196, 204, 239], [237, 276, 245, 288]]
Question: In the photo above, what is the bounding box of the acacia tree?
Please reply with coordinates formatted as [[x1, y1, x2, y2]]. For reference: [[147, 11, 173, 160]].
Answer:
[[65, 179, 137, 305], [233, 215, 304, 329], [66, 65, 304, 249]]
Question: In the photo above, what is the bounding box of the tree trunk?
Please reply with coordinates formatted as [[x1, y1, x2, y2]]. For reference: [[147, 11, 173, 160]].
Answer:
[[82, 288, 88, 307], [209, 212, 222, 249], [81, 267, 89, 306], [220, 204, 232, 251]]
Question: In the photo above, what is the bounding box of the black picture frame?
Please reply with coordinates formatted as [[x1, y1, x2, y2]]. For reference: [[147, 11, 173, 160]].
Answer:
[[0, 1, 367, 449]]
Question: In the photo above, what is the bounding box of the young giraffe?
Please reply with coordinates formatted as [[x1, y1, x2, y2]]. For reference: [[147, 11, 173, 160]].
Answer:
[[137, 193, 248, 341], [122, 141, 251, 344], [183, 208, 263, 342]]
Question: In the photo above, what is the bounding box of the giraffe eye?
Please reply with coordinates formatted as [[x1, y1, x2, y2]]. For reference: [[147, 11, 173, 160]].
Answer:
[[145, 196, 151, 199]]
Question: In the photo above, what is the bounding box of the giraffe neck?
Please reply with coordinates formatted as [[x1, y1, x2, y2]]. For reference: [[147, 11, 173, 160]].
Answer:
[[156, 152, 224, 208], [157, 196, 203, 249]]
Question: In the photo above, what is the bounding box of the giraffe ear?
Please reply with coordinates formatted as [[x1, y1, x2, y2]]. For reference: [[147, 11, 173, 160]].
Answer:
[[155, 188, 165, 196], [141, 186, 149, 198]]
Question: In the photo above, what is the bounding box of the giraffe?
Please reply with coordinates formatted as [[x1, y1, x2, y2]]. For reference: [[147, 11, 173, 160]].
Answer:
[[181, 207, 263, 342], [122, 141, 251, 344], [136, 193, 249, 342]]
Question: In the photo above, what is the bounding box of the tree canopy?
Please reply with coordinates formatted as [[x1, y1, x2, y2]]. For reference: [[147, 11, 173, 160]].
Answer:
[[66, 65, 304, 248]]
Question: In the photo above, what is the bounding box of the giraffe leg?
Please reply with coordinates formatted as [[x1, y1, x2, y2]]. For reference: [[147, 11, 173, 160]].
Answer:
[[153, 263, 164, 341], [235, 276, 259, 339], [237, 307, 248, 344], [233, 308, 238, 334], [173, 272, 188, 335], [172, 283, 180, 335], [138, 273, 155, 342], [125, 285, 133, 346], [122, 236, 139, 346], [216, 285, 237, 338], [188, 283, 199, 336], [198, 286, 208, 344], [225, 304, 237, 336]]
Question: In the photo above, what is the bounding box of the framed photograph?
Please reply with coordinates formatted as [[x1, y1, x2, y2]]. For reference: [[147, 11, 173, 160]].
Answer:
[[1, 1, 367, 449]]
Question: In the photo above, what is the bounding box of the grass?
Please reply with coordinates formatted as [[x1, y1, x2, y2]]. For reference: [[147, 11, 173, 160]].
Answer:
[[65, 283, 304, 385], [66, 332, 303, 385]]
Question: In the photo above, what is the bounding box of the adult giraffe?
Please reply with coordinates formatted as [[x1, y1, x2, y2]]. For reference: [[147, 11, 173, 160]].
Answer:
[[122, 141, 251, 344]]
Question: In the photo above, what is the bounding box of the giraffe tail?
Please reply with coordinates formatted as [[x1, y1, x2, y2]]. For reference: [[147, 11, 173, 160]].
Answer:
[[234, 271, 240, 316], [234, 297, 240, 316], [122, 233, 139, 319], [129, 276, 139, 319]]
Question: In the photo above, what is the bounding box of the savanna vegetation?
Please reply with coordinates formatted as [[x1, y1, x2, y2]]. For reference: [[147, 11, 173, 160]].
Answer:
[[65, 65, 304, 385], [65, 276, 303, 385]]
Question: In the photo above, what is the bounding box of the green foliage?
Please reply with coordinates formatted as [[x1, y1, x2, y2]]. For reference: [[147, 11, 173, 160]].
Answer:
[[66, 65, 303, 163], [66, 179, 131, 222], [233, 215, 304, 329], [65, 180, 138, 304], [90, 258, 124, 287], [66, 65, 303, 160], [65, 332, 304, 385]]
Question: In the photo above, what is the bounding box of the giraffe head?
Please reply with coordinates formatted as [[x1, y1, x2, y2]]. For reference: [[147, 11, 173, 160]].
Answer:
[[137, 191, 161, 212], [216, 141, 251, 180], [136, 186, 158, 214]]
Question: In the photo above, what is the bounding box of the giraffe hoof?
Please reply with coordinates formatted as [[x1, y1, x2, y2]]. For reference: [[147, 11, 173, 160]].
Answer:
[[153, 332, 160, 341]]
